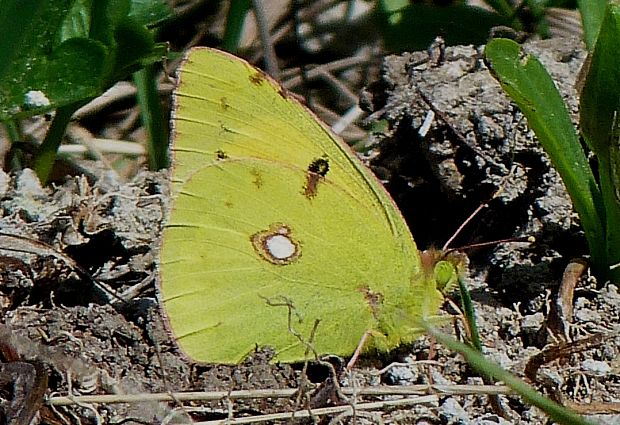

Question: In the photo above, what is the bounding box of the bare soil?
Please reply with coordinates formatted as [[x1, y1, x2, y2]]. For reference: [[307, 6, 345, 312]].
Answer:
[[0, 38, 618, 424]]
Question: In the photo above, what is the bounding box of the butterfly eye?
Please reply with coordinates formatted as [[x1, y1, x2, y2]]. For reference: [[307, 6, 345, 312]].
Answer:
[[433, 260, 459, 293]]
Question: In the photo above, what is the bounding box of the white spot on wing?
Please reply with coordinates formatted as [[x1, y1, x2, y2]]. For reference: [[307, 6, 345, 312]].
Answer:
[[266, 234, 296, 260], [251, 223, 301, 265]]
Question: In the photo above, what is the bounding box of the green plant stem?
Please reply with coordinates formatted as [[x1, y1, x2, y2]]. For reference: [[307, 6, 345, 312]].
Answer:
[[458, 277, 481, 351], [134, 64, 168, 170], [4, 120, 24, 170], [34, 102, 82, 184], [599, 158, 620, 281], [221, 0, 251, 53], [458, 276, 507, 415], [4, 119, 21, 143], [425, 326, 595, 425]]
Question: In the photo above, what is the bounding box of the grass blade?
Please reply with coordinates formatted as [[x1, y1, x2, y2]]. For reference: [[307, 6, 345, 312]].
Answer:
[[425, 325, 595, 425], [485, 38, 606, 278]]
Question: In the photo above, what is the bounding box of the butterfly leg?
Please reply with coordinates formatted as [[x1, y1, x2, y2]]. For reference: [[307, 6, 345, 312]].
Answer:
[[346, 330, 372, 370]]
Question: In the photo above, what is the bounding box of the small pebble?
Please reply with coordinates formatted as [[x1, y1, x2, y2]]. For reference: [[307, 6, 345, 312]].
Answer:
[[472, 415, 512, 425], [581, 359, 611, 376], [521, 312, 544, 331], [16, 168, 45, 197], [0, 170, 9, 197], [440, 398, 469, 424], [385, 364, 415, 385], [24, 90, 51, 108]]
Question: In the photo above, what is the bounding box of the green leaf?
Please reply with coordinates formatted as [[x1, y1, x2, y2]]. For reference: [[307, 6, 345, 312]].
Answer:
[[579, 1, 620, 280], [44, 38, 107, 103], [482, 0, 515, 17], [484, 38, 606, 278], [0, 0, 108, 121], [597, 150, 620, 282], [129, 0, 172, 27], [577, 0, 608, 50], [377, 2, 510, 52], [580, 2, 620, 158], [0, 0, 165, 182], [111, 17, 157, 80], [59, 0, 93, 41], [0, 0, 164, 123], [0, 0, 54, 81]]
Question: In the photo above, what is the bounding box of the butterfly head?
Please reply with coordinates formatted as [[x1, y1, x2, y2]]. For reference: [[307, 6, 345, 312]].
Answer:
[[420, 248, 468, 293]]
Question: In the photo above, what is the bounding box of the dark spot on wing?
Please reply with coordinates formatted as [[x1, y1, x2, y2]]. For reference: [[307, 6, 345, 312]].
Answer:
[[358, 285, 383, 321], [219, 122, 234, 133], [249, 71, 265, 86], [220, 97, 230, 110], [308, 158, 329, 176], [216, 149, 228, 160], [251, 168, 263, 189], [303, 157, 329, 199]]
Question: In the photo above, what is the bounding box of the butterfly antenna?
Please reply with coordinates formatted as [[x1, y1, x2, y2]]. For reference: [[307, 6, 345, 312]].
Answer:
[[446, 235, 535, 255], [441, 184, 536, 254], [431, 90, 527, 251], [442, 201, 489, 251], [442, 125, 527, 252]]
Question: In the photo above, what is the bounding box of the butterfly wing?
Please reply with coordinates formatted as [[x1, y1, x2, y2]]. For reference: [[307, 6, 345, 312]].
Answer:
[[160, 48, 442, 364]]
